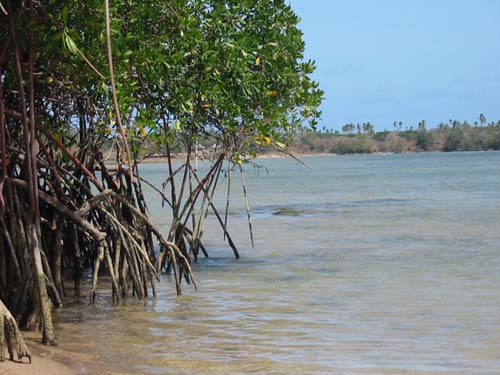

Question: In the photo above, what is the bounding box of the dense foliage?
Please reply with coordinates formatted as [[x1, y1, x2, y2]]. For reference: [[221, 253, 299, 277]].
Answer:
[[38, 0, 322, 158]]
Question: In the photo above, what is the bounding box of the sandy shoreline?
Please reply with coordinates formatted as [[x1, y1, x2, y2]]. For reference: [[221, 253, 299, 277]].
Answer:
[[137, 150, 412, 164], [106, 150, 415, 166], [136, 151, 334, 164], [0, 332, 79, 375]]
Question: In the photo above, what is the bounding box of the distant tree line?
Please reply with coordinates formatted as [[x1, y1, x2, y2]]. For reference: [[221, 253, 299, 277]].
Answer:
[[292, 114, 500, 154]]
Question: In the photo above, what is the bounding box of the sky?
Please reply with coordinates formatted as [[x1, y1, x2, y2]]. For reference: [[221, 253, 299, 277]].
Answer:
[[290, 0, 500, 131]]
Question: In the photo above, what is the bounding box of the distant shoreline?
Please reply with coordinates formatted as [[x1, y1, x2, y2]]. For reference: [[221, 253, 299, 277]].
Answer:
[[134, 149, 498, 165]]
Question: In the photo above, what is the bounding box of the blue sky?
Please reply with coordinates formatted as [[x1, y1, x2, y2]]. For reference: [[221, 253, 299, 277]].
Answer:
[[290, 0, 500, 131]]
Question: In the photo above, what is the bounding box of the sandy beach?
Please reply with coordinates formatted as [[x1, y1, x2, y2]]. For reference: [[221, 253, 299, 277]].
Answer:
[[0, 332, 78, 375]]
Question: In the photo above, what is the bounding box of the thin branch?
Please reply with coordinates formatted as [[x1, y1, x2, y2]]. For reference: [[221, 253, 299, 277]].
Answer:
[[105, 0, 133, 183], [239, 164, 254, 248]]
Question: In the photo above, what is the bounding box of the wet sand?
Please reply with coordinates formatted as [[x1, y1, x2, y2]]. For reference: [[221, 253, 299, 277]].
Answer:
[[0, 332, 78, 375]]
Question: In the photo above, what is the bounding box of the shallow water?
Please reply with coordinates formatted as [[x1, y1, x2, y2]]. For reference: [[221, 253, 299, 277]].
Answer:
[[54, 152, 500, 374]]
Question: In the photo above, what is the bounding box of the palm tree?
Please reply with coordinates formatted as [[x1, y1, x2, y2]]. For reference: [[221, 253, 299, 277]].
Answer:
[[479, 113, 487, 126], [418, 120, 426, 132], [342, 123, 355, 134], [367, 122, 374, 133]]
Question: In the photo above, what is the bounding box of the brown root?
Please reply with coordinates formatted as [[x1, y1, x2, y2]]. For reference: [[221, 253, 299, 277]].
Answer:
[[0, 299, 31, 363]]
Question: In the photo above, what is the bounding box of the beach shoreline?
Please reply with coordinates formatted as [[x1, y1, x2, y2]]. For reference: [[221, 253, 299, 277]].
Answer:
[[136, 150, 432, 164], [136, 151, 334, 164], [0, 332, 79, 375]]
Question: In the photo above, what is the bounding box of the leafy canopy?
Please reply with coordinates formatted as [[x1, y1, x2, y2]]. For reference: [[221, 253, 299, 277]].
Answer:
[[30, 0, 323, 158]]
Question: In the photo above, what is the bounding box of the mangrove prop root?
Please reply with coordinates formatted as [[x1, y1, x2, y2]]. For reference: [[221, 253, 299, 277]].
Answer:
[[0, 2, 254, 350], [239, 165, 255, 248], [0, 299, 31, 363]]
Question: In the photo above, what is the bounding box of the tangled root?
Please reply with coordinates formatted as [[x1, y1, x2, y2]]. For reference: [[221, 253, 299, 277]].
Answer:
[[0, 300, 31, 363]]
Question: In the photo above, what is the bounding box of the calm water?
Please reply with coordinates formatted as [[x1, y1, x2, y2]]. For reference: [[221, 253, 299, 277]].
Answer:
[[54, 152, 500, 375]]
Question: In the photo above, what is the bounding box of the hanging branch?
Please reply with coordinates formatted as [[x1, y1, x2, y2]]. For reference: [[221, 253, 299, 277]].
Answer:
[[223, 160, 231, 240], [239, 164, 254, 248], [191, 159, 222, 251], [189, 162, 240, 259], [105, 0, 133, 183]]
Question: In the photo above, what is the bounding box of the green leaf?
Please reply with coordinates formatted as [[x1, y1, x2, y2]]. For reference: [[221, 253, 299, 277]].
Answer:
[[63, 32, 78, 54], [174, 120, 182, 132], [275, 141, 286, 149], [62, 5, 69, 26]]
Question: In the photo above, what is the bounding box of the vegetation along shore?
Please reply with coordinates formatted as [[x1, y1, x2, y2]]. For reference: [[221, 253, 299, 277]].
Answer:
[[133, 116, 500, 161], [1, 0, 497, 373], [292, 116, 500, 154], [0, 0, 321, 367]]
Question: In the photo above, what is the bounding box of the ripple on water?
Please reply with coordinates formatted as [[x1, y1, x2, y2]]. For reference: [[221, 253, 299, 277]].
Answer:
[[54, 153, 500, 374]]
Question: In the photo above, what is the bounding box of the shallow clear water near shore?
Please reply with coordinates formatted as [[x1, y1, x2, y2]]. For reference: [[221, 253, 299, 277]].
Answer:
[[54, 152, 500, 374]]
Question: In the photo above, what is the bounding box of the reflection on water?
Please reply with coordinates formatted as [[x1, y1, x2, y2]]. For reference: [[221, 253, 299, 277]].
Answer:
[[54, 152, 500, 374]]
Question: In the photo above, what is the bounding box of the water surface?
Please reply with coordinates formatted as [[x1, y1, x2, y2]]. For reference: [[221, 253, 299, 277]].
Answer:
[[54, 152, 500, 374]]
